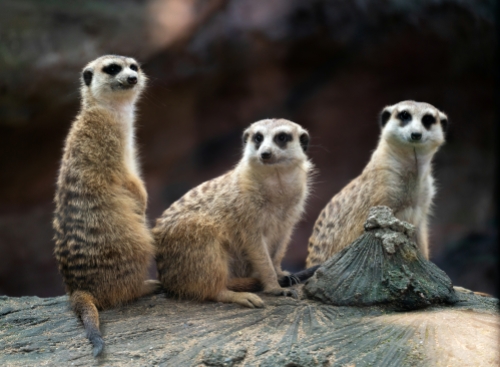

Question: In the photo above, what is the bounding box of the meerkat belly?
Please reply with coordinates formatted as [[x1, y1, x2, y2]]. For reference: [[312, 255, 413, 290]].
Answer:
[[263, 203, 295, 236], [396, 205, 424, 228], [394, 179, 431, 228]]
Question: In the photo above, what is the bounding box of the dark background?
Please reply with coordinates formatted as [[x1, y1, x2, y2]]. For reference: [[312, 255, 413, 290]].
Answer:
[[0, 0, 497, 297]]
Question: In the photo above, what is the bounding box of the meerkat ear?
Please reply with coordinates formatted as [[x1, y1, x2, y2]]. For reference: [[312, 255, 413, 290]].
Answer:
[[439, 112, 449, 133], [379, 108, 391, 128], [242, 131, 250, 145], [82, 69, 93, 86], [299, 132, 310, 152]]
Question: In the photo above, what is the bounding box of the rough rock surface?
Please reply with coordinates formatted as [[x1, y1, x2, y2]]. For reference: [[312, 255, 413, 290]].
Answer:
[[304, 206, 459, 310], [0, 291, 498, 367]]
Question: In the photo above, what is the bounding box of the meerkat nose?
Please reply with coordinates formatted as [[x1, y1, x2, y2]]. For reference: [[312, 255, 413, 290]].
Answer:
[[411, 132, 422, 141], [261, 151, 272, 160], [127, 76, 138, 85]]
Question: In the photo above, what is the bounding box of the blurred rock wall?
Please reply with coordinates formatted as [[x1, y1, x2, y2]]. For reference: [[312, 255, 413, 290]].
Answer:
[[0, 0, 496, 296]]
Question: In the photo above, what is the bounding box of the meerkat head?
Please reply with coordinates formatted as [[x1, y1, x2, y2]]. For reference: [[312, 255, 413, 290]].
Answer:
[[241, 118, 310, 168], [80, 55, 146, 106], [379, 100, 448, 153]]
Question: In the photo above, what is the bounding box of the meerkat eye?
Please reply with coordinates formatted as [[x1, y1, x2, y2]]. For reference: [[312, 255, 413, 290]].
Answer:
[[130, 64, 138, 71], [397, 110, 412, 123], [253, 133, 264, 143], [102, 63, 122, 76], [277, 133, 290, 142], [274, 132, 292, 148], [422, 114, 436, 130]]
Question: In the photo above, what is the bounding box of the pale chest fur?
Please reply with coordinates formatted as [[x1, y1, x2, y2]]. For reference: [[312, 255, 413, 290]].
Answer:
[[243, 167, 308, 248], [261, 169, 307, 212], [369, 147, 436, 228], [393, 173, 434, 226], [111, 103, 140, 178]]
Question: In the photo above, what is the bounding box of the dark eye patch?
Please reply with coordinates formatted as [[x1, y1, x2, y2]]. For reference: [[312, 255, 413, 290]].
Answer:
[[274, 132, 292, 148], [253, 132, 264, 149], [102, 63, 122, 76], [422, 114, 436, 130], [130, 64, 138, 71], [397, 110, 412, 125]]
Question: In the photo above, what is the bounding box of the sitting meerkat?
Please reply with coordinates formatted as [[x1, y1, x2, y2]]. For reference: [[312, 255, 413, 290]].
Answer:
[[307, 100, 448, 267], [153, 119, 313, 308], [53, 55, 157, 356]]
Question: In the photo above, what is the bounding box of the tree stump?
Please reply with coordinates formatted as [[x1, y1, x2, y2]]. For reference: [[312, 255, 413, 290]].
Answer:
[[304, 206, 459, 310]]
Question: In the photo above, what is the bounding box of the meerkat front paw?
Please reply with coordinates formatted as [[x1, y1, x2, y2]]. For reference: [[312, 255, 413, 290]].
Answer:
[[235, 293, 265, 308], [264, 287, 298, 299], [217, 290, 265, 308]]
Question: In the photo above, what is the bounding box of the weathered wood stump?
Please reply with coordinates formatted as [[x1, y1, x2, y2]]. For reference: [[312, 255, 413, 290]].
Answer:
[[304, 206, 459, 310], [0, 290, 498, 366]]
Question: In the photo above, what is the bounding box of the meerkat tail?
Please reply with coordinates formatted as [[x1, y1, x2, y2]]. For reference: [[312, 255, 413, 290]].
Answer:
[[140, 279, 163, 296], [227, 278, 262, 292], [227, 266, 321, 292], [71, 291, 104, 357], [278, 265, 321, 287]]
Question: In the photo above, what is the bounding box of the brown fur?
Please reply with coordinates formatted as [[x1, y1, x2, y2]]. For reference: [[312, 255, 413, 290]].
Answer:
[[53, 55, 156, 356], [227, 278, 262, 293], [307, 101, 447, 267], [153, 119, 312, 308]]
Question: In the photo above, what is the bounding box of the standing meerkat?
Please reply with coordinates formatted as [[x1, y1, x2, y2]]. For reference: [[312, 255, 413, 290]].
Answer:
[[307, 100, 448, 267], [153, 119, 312, 308], [53, 55, 157, 356]]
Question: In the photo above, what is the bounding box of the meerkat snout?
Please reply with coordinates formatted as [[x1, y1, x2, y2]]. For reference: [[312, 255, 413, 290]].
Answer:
[[261, 151, 272, 161], [411, 132, 422, 141]]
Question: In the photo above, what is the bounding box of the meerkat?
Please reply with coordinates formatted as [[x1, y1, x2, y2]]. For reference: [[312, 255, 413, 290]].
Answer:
[[153, 119, 312, 308], [53, 55, 157, 357], [307, 100, 448, 267]]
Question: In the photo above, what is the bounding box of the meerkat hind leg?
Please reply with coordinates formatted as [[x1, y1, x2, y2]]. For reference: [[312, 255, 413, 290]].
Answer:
[[215, 289, 265, 308]]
